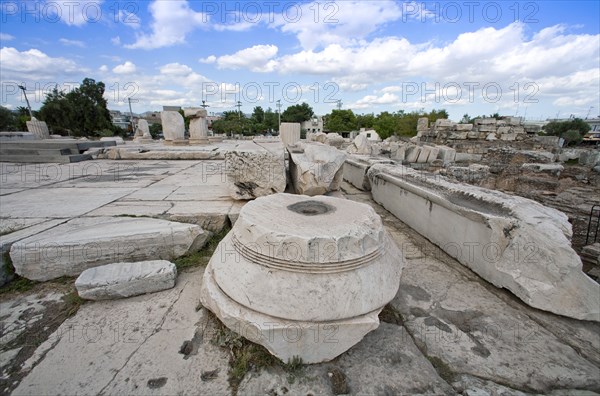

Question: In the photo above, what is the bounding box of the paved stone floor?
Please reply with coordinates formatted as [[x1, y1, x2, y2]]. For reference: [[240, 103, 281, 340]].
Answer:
[[0, 153, 599, 395]]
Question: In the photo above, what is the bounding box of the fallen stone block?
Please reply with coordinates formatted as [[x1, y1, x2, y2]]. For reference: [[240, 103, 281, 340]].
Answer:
[[405, 145, 421, 162], [224, 141, 286, 200], [454, 152, 482, 162], [455, 124, 473, 131], [368, 163, 600, 322], [346, 134, 371, 155], [75, 260, 177, 300], [416, 146, 432, 163], [325, 132, 345, 148], [343, 155, 394, 191], [437, 146, 456, 163], [521, 163, 563, 176], [289, 142, 347, 195], [426, 147, 440, 163], [10, 217, 208, 281]]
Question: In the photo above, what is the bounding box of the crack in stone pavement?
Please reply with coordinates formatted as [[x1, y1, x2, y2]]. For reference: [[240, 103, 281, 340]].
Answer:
[[96, 281, 188, 396]]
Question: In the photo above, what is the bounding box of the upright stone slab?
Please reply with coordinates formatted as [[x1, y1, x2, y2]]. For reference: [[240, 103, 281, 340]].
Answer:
[[185, 107, 209, 145], [279, 122, 301, 146], [224, 141, 286, 200], [134, 119, 153, 143], [26, 119, 50, 139], [288, 142, 347, 196], [10, 217, 208, 281], [161, 111, 186, 145], [346, 134, 371, 155], [200, 193, 404, 363], [75, 260, 177, 300], [416, 146, 431, 163], [405, 145, 421, 163], [417, 117, 429, 131], [367, 163, 600, 322]]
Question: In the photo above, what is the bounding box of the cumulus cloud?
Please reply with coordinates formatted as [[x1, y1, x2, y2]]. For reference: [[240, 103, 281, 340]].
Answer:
[[0, 47, 82, 79], [99, 65, 108, 72], [199, 55, 216, 64], [215, 44, 278, 72], [112, 61, 137, 74], [125, 0, 208, 49]]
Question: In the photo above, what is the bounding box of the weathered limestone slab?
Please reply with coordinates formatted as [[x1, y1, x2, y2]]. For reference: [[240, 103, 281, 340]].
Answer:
[[417, 117, 429, 131], [10, 217, 208, 281], [201, 193, 404, 363], [455, 152, 482, 162], [405, 145, 421, 163], [224, 141, 286, 200], [75, 260, 177, 300], [161, 111, 186, 144], [456, 123, 474, 131], [368, 163, 600, 322], [325, 132, 345, 148], [426, 146, 440, 163], [437, 146, 456, 163], [416, 146, 431, 163], [279, 122, 301, 146], [346, 134, 371, 155], [100, 136, 125, 145], [185, 107, 209, 145], [133, 119, 153, 143], [12, 270, 231, 396], [288, 142, 347, 196], [343, 156, 394, 191], [26, 119, 50, 139]]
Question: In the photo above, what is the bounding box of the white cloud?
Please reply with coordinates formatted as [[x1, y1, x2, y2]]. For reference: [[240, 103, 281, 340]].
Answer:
[[59, 38, 86, 48], [199, 55, 216, 64], [159, 63, 194, 76], [272, 0, 403, 50], [0, 47, 82, 79], [351, 93, 400, 109], [99, 65, 108, 72], [215, 45, 278, 72], [0, 33, 15, 41], [112, 61, 137, 74], [111, 36, 121, 45], [125, 0, 208, 49]]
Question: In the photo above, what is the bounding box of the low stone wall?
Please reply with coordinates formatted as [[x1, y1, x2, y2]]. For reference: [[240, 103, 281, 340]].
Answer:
[[367, 163, 599, 322]]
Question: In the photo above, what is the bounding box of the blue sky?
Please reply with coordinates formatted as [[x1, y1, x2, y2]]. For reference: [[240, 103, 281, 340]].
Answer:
[[1, 0, 599, 121]]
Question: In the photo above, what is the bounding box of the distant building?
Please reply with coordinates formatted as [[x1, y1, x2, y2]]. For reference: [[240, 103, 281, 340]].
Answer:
[[585, 118, 600, 132], [301, 116, 324, 133], [109, 110, 131, 130], [139, 111, 162, 125], [359, 128, 381, 141]]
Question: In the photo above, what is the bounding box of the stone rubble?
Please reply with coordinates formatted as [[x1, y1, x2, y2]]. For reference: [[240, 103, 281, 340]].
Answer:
[[288, 142, 347, 196], [75, 260, 177, 300]]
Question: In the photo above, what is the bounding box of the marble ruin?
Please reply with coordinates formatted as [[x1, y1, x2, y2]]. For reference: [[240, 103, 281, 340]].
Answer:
[[25, 118, 50, 139], [368, 163, 599, 322], [224, 140, 286, 200], [200, 193, 404, 363], [288, 142, 347, 196], [185, 107, 209, 145], [133, 119, 153, 143], [279, 122, 301, 146], [161, 110, 187, 145]]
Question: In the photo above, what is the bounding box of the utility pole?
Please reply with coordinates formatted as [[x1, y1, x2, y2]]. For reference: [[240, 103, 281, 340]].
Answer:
[[201, 100, 210, 109], [276, 99, 282, 129], [586, 106, 594, 119], [17, 85, 33, 119], [336, 99, 343, 110], [236, 100, 242, 118]]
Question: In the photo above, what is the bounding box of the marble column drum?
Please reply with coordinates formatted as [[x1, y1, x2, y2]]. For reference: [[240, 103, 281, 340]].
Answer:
[[200, 193, 404, 363]]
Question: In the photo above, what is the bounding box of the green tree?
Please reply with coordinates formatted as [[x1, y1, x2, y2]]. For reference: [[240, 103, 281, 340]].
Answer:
[[562, 129, 583, 146], [39, 78, 114, 137], [149, 123, 162, 139], [0, 106, 18, 131], [264, 107, 278, 132], [281, 102, 314, 123], [325, 109, 356, 132], [251, 106, 265, 124], [544, 118, 590, 138], [38, 86, 75, 135], [373, 111, 397, 139], [356, 113, 375, 129]]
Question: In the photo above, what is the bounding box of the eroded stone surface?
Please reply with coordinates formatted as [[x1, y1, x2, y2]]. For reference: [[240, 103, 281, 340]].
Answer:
[[75, 260, 177, 300], [10, 217, 208, 281], [346, 134, 371, 155], [288, 142, 347, 196], [161, 111, 185, 142], [368, 163, 600, 322], [279, 122, 301, 146], [224, 141, 286, 200]]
